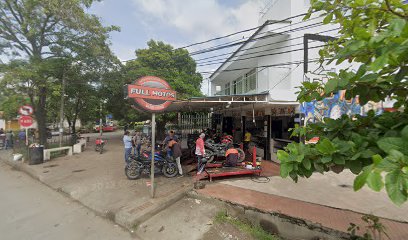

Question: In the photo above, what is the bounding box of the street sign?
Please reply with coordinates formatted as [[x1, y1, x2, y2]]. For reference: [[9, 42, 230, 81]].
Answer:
[[125, 76, 177, 198], [19, 105, 34, 116], [19, 115, 33, 128], [127, 76, 177, 112]]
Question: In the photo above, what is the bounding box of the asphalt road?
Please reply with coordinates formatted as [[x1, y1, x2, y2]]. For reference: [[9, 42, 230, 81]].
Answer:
[[0, 160, 135, 240]]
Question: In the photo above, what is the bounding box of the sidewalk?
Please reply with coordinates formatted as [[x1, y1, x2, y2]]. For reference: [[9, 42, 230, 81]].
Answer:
[[196, 168, 408, 240], [0, 132, 192, 230]]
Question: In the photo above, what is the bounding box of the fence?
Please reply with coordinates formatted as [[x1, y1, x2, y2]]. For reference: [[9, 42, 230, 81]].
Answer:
[[180, 113, 212, 140]]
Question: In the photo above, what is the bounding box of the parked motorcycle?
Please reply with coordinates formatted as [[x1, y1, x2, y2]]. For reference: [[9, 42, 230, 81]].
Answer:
[[204, 139, 245, 163], [125, 150, 178, 180]]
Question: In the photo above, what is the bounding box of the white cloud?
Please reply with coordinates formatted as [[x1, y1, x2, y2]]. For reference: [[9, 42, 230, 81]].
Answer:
[[132, 0, 262, 43]]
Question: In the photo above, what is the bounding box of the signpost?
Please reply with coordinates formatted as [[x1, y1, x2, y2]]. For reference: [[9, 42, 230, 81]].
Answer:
[[18, 105, 34, 146], [126, 76, 176, 198], [19, 105, 34, 116]]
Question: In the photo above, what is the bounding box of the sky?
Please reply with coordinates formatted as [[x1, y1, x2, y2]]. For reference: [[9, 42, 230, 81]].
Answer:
[[89, 0, 267, 94]]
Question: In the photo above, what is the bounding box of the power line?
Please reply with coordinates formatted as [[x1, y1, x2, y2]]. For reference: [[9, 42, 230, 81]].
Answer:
[[194, 28, 339, 62], [121, 12, 321, 63], [197, 44, 328, 67], [189, 22, 324, 56], [198, 58, 322, 74], [189, 15, 324, 56], [176, 12, 311, 50], [270, 64, 301, 91]]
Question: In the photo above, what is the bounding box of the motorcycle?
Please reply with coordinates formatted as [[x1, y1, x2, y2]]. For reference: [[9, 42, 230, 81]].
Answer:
[[125, 150, 178, 180], [95, 138, 106, 154], [204, 139, 245, 163]]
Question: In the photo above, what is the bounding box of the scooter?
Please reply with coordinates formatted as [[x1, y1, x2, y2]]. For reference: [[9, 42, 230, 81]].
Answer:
[[95, 138, 106, 154], [125, 150, 178, 180]]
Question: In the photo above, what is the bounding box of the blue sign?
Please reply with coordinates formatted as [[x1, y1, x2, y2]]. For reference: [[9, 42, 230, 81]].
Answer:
[[106, 114, 113, 119]]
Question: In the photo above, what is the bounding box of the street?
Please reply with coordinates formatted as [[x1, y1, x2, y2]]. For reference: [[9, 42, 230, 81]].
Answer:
[[0, 160, 135, 240]]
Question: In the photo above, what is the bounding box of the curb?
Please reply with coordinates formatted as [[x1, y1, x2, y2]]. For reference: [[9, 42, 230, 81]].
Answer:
[[187, 190, 350, 240]]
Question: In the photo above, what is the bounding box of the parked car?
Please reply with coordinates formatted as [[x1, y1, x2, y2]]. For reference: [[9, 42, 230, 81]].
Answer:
[[94, 125, 117, 132]]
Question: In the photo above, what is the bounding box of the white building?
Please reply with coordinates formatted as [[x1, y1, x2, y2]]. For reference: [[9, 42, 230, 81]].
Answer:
[[210, 0, 342, 100], [207, 0, 350, 161]]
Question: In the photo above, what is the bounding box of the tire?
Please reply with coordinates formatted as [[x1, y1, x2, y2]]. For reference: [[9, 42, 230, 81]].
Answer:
[[95, 145, 100, 152], [162, 162, 178, 178], [204, 149, 215, 163], [99, 144, 103, 154], [125, 161, 142, 180], [237, 148, 245, 162]]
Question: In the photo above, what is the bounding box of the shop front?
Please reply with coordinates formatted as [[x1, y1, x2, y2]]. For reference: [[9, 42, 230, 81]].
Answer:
[[171, 92, 299, 162]]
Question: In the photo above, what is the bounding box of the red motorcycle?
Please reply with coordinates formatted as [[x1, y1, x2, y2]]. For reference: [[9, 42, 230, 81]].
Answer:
[[95, 138, 106, 154]]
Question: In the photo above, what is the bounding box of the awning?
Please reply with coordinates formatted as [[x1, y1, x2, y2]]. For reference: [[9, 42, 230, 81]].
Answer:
[[163, 91, 269, 112]]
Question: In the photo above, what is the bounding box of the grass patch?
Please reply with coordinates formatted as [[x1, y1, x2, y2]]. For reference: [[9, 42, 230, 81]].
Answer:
[[214, 211, 280, 240]]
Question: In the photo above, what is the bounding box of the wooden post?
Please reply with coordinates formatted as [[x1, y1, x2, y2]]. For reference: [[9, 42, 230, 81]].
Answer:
[[150, 113, 156, 198]]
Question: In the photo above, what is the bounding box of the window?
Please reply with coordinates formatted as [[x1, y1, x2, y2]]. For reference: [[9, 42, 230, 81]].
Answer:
[[245, 69, 256, 92], [224, 82, 230, 95], [236, 80, 243, 94]]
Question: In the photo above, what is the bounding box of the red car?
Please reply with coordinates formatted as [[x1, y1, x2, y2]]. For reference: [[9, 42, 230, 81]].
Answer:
[[94, 125, 116, 132]]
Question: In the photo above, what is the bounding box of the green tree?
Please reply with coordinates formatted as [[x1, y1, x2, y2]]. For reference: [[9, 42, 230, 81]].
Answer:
[[0, 0, 117, 144], [109, 40, 203, 134], [278, 0, 408, 205]]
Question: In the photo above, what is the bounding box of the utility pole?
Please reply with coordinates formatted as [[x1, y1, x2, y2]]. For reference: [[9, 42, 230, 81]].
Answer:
[[59, 68, 65, 147]]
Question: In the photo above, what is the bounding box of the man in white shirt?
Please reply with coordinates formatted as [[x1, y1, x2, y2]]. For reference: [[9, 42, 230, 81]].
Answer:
[[123, 131, 133, 164]]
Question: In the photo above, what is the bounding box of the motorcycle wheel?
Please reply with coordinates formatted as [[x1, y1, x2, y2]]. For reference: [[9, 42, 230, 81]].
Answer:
[[125, 161, 142, 180], [162, 162, 178, 178], [95, 145, 100, 152], [237, 148, 245, 162], [99, 144, 104, 154], [204, 149, 215, 163]]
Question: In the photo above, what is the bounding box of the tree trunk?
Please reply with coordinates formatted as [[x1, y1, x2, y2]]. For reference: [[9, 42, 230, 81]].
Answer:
[[71, 118, 76, 135], [35, 86, 48, 146]]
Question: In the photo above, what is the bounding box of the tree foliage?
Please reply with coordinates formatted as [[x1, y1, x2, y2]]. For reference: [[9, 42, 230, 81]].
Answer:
[[107, 40, 203, 133], [0, 0, 118, 144], [278, 0, 408, 205]]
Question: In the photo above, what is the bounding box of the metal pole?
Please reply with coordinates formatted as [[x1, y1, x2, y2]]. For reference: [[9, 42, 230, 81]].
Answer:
[[99, 101, 103, 136], [59, 68, 65, 147], [25, 128, 28, 146], [150, 113, 156, 198]]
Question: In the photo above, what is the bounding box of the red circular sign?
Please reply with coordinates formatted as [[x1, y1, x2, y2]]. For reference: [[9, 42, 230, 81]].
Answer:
[[19, 116, 34, 127], [127, 76, 176, 112]]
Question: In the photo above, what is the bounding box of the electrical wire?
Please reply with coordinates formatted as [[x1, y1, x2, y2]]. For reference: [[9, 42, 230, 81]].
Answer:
[[251, 175, 270, 183], [190, 22, 324, 56], [197, 44, 328, 67], [176, 12, 312, 50], [270, 64, 301, 91], [190, 15, 324, 56], [198, 58, 322, 74], [190, 14, 324, 56], [194, 28, 340, 62]]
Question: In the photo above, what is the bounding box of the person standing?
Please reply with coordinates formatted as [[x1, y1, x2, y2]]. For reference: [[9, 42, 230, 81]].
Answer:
[[195, 133, 205, 172], [133, 132, 142, 157], [163, 130, 178, 158], [244, 130, 252, 151], [169, 139, 183, 176], [5, 131, 13, 150], [123, 131, 132, 164]]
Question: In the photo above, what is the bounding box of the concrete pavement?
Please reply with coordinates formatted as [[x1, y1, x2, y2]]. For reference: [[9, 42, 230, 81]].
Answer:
[[220, 170, 408, 222], [0, 160, 134, 240], [2, 131, 192, 230]]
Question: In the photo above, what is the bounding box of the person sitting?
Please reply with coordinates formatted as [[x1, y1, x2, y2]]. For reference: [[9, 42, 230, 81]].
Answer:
[[224, 145, 238, 167]]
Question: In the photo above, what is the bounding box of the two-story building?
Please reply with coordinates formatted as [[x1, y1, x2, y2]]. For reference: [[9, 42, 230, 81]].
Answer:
[[207, 0, 347, 161]]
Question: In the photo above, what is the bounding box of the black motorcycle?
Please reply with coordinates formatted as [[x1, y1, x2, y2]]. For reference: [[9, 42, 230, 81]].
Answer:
[[204, 139, 245, 163], [125, 150, 178, 180]]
